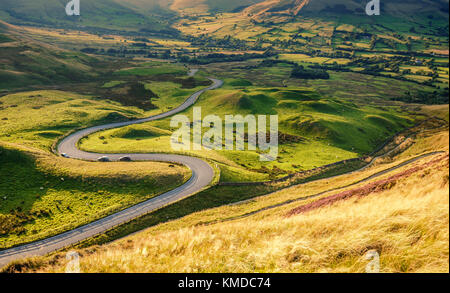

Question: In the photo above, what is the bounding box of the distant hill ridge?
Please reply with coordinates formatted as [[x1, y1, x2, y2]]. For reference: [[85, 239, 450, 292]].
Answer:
[[241, 0, 449, 18], [0, 20, 99, 90], [0, 0, 448, 32]]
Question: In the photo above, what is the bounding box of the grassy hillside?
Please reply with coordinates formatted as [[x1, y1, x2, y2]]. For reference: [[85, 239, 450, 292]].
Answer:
[[300, 0, 449, 16], [243, 0, 449, 17], [205, 0, 265, 13], [168, 0, 266, 15], [79, 81, 414, 180], [0, 81, 196, 250], [1, 0, 447, 35], [0, 0, 447, 274], [0, 143, 190, 250], [0, 90, 149, 150], [9, 119, 448, 273], [0, 0, 267, 23]]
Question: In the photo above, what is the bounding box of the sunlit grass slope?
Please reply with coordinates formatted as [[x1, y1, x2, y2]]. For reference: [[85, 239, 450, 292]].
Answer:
[[0, 21, 99, 90], [0, 90, 148, 150], [17, 150, 448, 273], [0, 0, 177, 34], [5, 106, 448, 273], [0, 143, 190, 249]]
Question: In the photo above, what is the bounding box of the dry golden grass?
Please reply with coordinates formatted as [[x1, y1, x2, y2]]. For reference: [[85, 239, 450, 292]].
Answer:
[[0, 142, 192, 249], [19, 151, 449, 273]]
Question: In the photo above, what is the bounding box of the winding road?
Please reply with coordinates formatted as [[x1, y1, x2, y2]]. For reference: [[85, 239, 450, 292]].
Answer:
[[0, 77, 223, 268], [0, 75, 445, 269]]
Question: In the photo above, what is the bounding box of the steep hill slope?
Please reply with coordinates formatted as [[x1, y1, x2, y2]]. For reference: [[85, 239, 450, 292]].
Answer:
[[0, 21, 101, 90], [1, 0, 447, 33], [7, 127, 448, 273], [0, 0, 177, 35], [170, 0, 265, 14], [0, 142, 190, 250], [300, 0, 449, 16], [0, 0, 266, 32], [242, 0, 449, 18]]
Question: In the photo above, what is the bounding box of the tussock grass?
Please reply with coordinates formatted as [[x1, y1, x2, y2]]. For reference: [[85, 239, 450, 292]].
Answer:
[[19, 152, 448, 273]]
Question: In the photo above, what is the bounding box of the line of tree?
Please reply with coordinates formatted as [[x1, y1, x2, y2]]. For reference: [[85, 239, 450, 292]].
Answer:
[[180, 49, 276, 65], [291, 65, 330, 80], [392, 89, 449, 104]]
